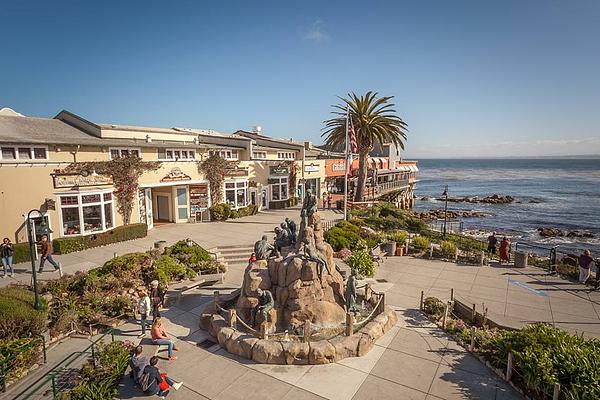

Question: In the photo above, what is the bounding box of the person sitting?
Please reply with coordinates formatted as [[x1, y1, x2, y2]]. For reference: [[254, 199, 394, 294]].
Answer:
[[129, 345, 149, 383], [140, 356, 183, 398], [151, 317, 179, 361]]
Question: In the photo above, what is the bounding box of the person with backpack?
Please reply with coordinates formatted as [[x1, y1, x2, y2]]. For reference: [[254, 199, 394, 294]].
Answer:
[[139, 356, 183, 398], [129, 345, 149, 383]]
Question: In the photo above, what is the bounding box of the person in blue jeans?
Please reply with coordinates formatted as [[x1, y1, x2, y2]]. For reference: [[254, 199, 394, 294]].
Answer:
[[38, 235, 62, 276], [1, 238, 14, 277], [151, 317, 179, 361]]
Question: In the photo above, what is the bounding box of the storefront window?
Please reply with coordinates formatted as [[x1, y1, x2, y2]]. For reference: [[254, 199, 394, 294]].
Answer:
[[59, 191, 114, 236], [271, 177, 288, 202], [224, 180, 248, 209]]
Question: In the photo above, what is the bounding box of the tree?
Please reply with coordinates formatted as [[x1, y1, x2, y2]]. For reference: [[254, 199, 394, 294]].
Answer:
[[58, 157, 162, 225], [322, 91, 408, 201], [198, 154, 238, 205]]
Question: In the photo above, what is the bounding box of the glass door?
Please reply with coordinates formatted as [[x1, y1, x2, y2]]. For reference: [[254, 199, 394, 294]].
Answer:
[[174, 186, 189, 223], [145, 189, 154, 229]]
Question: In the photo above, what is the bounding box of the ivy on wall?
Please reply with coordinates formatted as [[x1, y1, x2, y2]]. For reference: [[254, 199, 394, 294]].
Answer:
[[57, 156, 161, 225], [197, 154, 239, 205]]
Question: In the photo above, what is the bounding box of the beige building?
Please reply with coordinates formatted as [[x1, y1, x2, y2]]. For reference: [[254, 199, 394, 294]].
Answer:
[[0, 110, 305, 244]]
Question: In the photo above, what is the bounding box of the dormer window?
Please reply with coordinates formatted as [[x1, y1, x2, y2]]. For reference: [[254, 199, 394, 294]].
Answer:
[[209, 149, 238, 160], [277, 151, 295, 160], [109, 147, 140, 159], [0, 145, 48, 161], [158, 148, 195, 161]]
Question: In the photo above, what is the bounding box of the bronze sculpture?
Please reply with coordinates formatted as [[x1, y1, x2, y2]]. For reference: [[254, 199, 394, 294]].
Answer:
[[302, 238, 328, 282], [285, 218, 297, 244], [254, 235, 275, 260], [251, 288, 274, 326], [345, 269, 359, 313]]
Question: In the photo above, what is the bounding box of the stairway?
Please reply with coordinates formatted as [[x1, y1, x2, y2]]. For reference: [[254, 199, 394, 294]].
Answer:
[[208, 244, 254, 269]]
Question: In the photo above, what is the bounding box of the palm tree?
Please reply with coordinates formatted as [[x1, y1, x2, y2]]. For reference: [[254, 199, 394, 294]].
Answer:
[[322, 91, 408, 202]]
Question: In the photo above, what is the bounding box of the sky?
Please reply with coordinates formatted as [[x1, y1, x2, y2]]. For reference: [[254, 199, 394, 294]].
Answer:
[[1, 0, 599, 158]]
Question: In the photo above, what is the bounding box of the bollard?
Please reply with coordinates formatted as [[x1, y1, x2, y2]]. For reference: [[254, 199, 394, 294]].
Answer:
[[303, 321, 311, 343], [365, 284, 372, 302], [505, 352, 513, 381], [450, 288, 454, 301], [260, 322, 268, 340], [454, 247, 459, 262], [429, 243, 434, 258], [113, 252, 118, 258], [442, 302, 449, 329], [405, 240, 409, 255], [469, 326, 476, 351], [420, 291, 424, 311], [552, 383, 560, 400], [345, 313, 354, 336], [479, 251, 485, 266], [229, 309, 237, 329], [213, 290, 220, 306], [471, 303, 477, 325]]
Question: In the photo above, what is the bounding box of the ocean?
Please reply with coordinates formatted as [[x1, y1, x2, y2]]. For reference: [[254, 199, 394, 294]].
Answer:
[[414, 158, 600, 255]]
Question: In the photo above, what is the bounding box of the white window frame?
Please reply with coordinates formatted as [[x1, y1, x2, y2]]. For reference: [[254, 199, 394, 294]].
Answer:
[[270, 177, 289, 202], [252, 151, 267, 159], [209, 149, 239, 160], [223, 180, 249, 209], [158, 148, 196, 161], [57, 189, 115, 236], [108, 147, 141, 160], [277, 151, 295, 160], [0, 145, 49, 162]]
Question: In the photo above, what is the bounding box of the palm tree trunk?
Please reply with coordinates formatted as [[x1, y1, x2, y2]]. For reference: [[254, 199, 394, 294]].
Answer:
[[354, 151, 369, 201]]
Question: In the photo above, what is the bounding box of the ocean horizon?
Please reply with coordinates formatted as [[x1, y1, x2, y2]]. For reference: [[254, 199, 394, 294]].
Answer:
[[414, 158, 600, 256]]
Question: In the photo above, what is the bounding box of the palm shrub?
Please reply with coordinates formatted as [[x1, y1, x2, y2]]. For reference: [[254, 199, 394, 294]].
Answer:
[[412, 236, 430, 252], [347, 251, 375, 278], [388, 230, 408, 246], [440, 241, 457, 259]]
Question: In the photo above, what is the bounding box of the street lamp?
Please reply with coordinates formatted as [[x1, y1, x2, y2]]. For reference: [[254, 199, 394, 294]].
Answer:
[[27, 209, 52, 310], [442, 185, 449, 237]]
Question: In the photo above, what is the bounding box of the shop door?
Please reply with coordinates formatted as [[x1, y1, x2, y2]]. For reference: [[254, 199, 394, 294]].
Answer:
[[144, 189, 154, 229], [305, 178, 318, 197], [261, 187, 269, 209], [175, 186, 189, 223], [156, 195, 170, 221]]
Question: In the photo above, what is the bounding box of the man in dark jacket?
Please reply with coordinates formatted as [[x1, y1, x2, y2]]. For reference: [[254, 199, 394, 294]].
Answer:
[[150, 280, 164, 320], [141, 356, 182, 398], [1, 237, 14, 277], [38, 235, 62, 276]]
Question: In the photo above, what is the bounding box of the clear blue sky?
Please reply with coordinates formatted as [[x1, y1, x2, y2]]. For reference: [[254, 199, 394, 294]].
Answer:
[[1, 0, 599, 157]]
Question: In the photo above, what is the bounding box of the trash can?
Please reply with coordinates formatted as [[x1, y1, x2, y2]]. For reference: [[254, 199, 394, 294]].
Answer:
[[336, 200, 343, 210], [382, 241, 396, 257], [514, 251, 528, 268]]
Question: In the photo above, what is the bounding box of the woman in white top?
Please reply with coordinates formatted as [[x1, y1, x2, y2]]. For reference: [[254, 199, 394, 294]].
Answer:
[[138, 290, 152, 338]]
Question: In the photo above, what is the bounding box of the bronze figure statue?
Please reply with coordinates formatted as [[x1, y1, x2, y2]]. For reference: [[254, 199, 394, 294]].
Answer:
[[302, 238, 328, 282], [345, 269, 359, 313], [251, 288, 274, 326], [254, 235, 275, 260], [285, 218, 297, 244]]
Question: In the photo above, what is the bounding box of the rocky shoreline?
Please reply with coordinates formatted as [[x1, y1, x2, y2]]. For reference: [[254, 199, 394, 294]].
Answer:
[[537, 228, 595, 238], [421, 194, 515, 204], [416, 209, 489, 220]]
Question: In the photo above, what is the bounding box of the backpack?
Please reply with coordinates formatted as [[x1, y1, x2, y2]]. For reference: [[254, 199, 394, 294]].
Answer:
[[139, 371, 152, 392]]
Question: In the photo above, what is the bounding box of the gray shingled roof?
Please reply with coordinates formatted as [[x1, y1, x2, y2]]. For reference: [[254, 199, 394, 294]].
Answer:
[[0, 115, 104, 145]]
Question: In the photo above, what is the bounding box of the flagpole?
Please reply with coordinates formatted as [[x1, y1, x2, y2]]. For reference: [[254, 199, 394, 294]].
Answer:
[[343, 105, 349, 221]]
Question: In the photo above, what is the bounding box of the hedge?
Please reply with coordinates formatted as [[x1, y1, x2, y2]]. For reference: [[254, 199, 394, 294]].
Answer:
[[53, 223, 148, 255], [12, 243, 31, 264], [0, 287, 48, 341], [209, 203, 259, 221], [268, 197, 299, 209]]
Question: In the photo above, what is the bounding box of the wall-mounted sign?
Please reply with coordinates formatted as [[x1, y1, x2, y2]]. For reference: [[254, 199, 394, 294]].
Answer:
[[325, 159, 347, 177], [224, 168, 249, 177], [189, 184, 210, 214], [304, 164, 320, 173], [331, 163, 345, 171], [161, 167, 191, 182], [52, 173, 113, 189], [269, 166, 289, 175]]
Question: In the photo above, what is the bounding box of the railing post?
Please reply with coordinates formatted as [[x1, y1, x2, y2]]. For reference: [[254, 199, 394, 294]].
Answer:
[[345, 313, 354, 336], [405, 240, 409, 255], [303, 321, 311, 343], [40, 334, 47, 363], [442, 302, 449, 329], [429, 243, 434, 258], [454, 247, 459, 262], [469, 326, 476, 351], [472, 303, 477, 325], [419, 290, 424, 311], [214, 290, 220, 306], [260, 322, 268, 340], [111, 330, 115, 342], [0, 361, 6, 393], [450, 288, 454, 302], [229, 309, 237, 329], [552, 383, 560, 400], [91, 343, 96, 369], [505, 352, 513, 381], [51, 375, 57, 397], [479, 251, 485, 266], [365, 284, 372, 302]]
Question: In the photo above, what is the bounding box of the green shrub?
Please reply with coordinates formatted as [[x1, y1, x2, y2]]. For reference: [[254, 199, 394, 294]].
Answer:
[[336, 220, 360, 234], [53, 224, 148, 255], [440, 241, 457, 259], [229, 204, 259, 219], [0, 337, 43, 383], [209, 203, 231, 221], [412, 236, 430, 252], [423, 296, 445, 320], [347, 251, 375, 278], [12, 242, 31, 264], [388, 230, 408, 246], [0, 288, 48, 340], [152, 255, 196, 285], [324, 226, 361, 252], [165, 240, 226, 274], [365, 232, 385, 250]]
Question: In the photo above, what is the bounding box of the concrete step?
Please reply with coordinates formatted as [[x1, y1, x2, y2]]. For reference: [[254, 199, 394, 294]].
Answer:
[[219, 248, 254, 256], [216, 244, 254, 250]]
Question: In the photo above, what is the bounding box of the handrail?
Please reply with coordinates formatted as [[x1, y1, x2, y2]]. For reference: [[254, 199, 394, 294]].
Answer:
[[353, 293, 384, 331], [186, 238, 219, 261], [12, 329, 115, 400]]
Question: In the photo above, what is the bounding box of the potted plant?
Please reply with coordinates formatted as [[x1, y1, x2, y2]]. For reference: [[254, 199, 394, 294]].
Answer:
[[388, 231, 408, 256]]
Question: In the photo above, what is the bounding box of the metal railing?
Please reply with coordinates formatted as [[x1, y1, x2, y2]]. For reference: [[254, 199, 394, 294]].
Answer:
[[426, 219, 464, 234], [13, 330, 115, 400], [0, 335, 47, 393], [322, 218, 343, 232]]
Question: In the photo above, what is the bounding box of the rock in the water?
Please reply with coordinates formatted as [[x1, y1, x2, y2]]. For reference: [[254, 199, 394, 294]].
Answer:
[[538, 227, 564, 237], [566, 230, 595, 238]]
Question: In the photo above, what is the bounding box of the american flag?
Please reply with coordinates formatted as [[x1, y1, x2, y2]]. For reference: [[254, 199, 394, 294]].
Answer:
[[348, 113, 358, 154]]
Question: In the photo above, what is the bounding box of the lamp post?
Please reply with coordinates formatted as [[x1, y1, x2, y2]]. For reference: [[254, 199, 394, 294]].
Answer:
[[27, 209, 52, 310], [442, 186, 449, 237]]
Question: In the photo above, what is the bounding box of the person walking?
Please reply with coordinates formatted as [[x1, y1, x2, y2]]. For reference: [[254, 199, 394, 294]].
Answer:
[[487, 232, 498, 259], [1, 238, 14, 277], [499, 237, 510, 264], [140, 356, 183, 398], [151, 317, 179, 361], [578, 249, 593, 284], [149, 280, 164, 321], [327, 193, 332, 210], [137, 290, 152, 338], [38, 235, 62, 276]]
